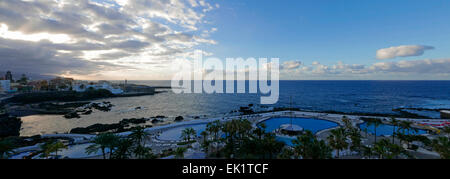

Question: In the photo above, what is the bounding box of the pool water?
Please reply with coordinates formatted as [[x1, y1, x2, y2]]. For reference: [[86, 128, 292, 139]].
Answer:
[[158, 124, 207, 141], [359, 123, 427, 136], [260, 117, 339, 146]]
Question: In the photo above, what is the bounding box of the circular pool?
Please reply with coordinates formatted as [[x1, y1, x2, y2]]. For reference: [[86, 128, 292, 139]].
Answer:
[[260, 117, 339, 146]]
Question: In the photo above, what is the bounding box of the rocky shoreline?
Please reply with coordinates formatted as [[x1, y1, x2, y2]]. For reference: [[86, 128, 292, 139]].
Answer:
[[69, 115, 185, 134], [0, 113, 22, 138]]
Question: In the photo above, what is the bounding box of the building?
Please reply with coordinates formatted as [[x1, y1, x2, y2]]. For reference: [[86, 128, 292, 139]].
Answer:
[[0, 80, 11, 93], [4, 71, 13, 82], [49, 77, 74, 91], [441, 110, 450, 119], [73, 81, 124, 94]]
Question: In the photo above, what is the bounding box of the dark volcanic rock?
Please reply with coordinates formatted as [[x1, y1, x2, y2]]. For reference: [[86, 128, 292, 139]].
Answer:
[[70, 123, 122, 134], [120, 118, 148, 125], [82, 110, 93, 115], [64, 112, 81, 119], [175, 116, 184, 122], [70, 118, 149, 134], [0, 114, 22, 137], [91, 102, 113, 112], [151, 119, 163, 124], [152, 115, 166, 119]]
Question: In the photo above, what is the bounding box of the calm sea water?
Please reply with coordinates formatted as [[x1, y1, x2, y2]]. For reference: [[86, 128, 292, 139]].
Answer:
[[19, 81, 450, 136]]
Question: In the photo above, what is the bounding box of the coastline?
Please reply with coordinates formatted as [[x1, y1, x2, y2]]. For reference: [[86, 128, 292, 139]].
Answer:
[[9, 110, 447, 159]]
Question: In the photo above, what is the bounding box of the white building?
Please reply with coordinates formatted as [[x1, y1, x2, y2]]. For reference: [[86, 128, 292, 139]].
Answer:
[[0, 80, 11, 93], [73, 81, 124, 94]]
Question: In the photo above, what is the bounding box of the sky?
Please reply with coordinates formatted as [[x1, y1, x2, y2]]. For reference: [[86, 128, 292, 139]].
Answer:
[[1, 0, 450, 80]]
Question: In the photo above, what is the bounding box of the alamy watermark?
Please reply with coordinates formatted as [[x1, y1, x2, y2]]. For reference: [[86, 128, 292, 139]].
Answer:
[[171, 51, 279, 104]]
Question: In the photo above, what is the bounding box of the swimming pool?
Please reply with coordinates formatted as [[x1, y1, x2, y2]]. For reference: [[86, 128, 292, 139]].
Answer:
[[358, 123, 428, 136], [158, 123, 207, 141], [260, 117, 339, 146]]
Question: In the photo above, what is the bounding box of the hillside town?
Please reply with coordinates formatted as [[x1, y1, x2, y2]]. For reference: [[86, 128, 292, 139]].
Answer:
[[0, 71, 152, 95]]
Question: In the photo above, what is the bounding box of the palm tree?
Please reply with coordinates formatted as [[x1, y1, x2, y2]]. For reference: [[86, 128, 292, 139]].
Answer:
[[261, 133, 285, 159], [442, 126, 450, 138], [175, 147, 187, 159], [254, 123, 267, 140], [373, 139, 408, 159], [361, 146, 373, 159], [327, 128, 348, 158], [373, 139, 390, 159], [342, 116, 353, 132], [366, 118, 382, 143], [432, 137, 450, 159], [200, 131, 209, 143], [348, 128, 362, 154], [207, 121, 221, 141], [86, 133, 119, 159], [181, 128, 196, 142], [399, 121, 413, 135], [277, 148, 295, 159], [129, 127, 149, 147], [292, 130, 332, 159], [0, 138, 15, 159], [390, 118, 399, 143], [40, 141, 53, 159], [40, 141, 66, 159], [113, 138, 133, 159], [399, 121, 415, 148], [51, 141, 67, 159], [134, 145, 154, 159]]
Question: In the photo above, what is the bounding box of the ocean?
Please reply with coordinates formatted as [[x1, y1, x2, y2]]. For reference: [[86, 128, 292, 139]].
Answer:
[[19, 80, 450, 136]]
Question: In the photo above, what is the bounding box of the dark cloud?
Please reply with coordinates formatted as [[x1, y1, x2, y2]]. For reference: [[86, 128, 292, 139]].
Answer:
[[0, 0, 218, 77], [0, 38, 125, 75]]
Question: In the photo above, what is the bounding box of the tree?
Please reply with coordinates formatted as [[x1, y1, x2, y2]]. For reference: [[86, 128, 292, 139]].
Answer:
[[373, 139, 390, 159], [200, 131, 210, 155], [432, 137, 450, 159], [40, 140, 67, 159], [366, 118, 382, 143], [327, 128, 348, 158], [207, 121, 221, 142], [86, 133, 119, 159], [253, 123, 266, 140], [442, 126, 450, 138], [361, 146, 373, 159], [181, 127, 196, 142], [399, 121, 413, 135], [277, 148, 295, 159], [129, 127, 149, 147], [112, 138, 133, 159], [398, 121, 417, 148], [51, 141, 67, 158], [348, 128, 362, 154], [40, 141, 53, 159], [341, 116, 353, 132], [373, 139, 409, 159], [391, 118, 399, 143], [134, 145, 155, 159], [19, 74, 28, 85], [0, 138, 15, 159], [175, 147, 187, 159], [292, 130, 332, 159], [261, 133, 285, 159]]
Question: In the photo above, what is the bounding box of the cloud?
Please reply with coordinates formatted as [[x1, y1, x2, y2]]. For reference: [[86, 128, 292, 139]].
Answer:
[[0, 0, 219, 78], [370, 59, 450, 73], [281, 61, 302, 70], [0, 38, 126, 76], [376, 45, 434, 60], [283, 58, 450, 79]]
